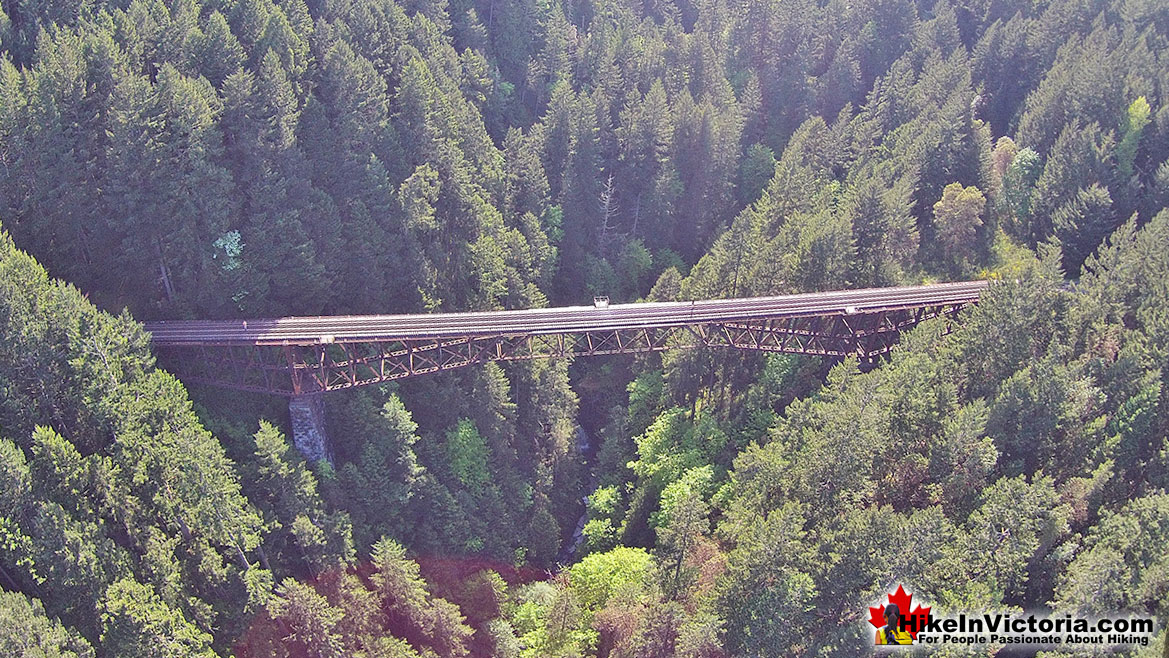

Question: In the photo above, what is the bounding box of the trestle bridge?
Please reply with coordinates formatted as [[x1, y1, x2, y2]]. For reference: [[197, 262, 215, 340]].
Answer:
[[145, 281, 988, 460]]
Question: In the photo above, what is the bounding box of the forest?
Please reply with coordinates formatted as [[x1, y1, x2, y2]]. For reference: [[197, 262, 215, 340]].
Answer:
[[1, 0, 1168, 655]]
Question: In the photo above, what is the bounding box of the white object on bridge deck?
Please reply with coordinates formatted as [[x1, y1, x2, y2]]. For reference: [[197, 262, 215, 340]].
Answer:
[[319, 335, 335, 344], [844, 305, 859, 314], [593, 296, 610, 308]]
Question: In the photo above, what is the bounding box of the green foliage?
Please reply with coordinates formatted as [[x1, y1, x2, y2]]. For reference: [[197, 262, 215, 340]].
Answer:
[[654, 467, 712, 598], [333, 392, 427, 551], [1053, 183, 1117, 275], [652, 466, 714, 531], [100, 579, 217, 658], [371, 536, 474, 657], [2, 0, 1169, 656], [706, 229, 1169, 651], [845, 173, 919, 285], [717, 503, 817, 657], [264, 578, 347, 658], [583, 485, 621, 553], [446, 418, 491, 495], [1117, 96, 1151, 180], [1052, 494, 1169, 617], [629, 409, 711, 485], [986, 355, 1106, 479], [621, 408, 725, 546], [0, 590, 94, 658], [1002, 147, 1043, 239], [195, 11, 245, 87], [737, 143, 776, 206], [0, 229, 270, 650], [251, 421, 355, 573], [1029, 121, 1115, 246], [0, 8, 10, 54], [933, 182, 987, 274], [511, 581, 594, 657], [964, 475, 1071, 601], [568, 547, 656, 613]]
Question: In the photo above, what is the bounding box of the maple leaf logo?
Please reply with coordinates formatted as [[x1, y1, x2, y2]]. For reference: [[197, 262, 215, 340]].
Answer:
[[868, 584, 932, 641]]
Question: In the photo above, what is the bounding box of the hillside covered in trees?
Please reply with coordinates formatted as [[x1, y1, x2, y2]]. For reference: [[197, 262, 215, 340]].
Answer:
[[2, 0, 1169, 655]]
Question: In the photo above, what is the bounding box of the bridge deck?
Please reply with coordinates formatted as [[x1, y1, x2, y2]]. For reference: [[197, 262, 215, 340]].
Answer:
[[145, 281, 989, 346]]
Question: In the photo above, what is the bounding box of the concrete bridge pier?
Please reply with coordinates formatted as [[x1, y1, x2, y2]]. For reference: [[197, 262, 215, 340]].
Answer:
[[289, 394, 332, 464]]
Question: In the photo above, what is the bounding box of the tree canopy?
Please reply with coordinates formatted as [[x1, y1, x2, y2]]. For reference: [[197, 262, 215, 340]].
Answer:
[[3, 0, 1169, 654]]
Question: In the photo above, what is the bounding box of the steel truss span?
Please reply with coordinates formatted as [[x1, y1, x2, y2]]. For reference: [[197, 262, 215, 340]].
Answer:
[[145, 281, 988, 396]]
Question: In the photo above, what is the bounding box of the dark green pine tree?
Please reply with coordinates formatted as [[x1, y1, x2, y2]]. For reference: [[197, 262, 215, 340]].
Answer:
[[228, 0, 273, 55], [105, 64, 235, 316], [335, 393, 427, 551], [152, 0, 201, 76], [0, 6, 12, 55], [100, 579, 217, 658], [844, 173, 918, 285], [371, 537, 474, 657], [1052, 494, 1169, 619], [0, 229, 273, 651], [502, 126, 551, 226], [736, 143, 777, 207], [193, 11, 245, 88], [1053, 184, 1118, 276], [970, 15, 1039, 137], [672, 87, 743, 262], [0, 590, 95, 658], [253, 7, 309, 76], [616, 79, 673, 241], [216, 53, 332, 314], [552, 89, 604, 301], [1, 0, 89, 66], [1029, 120, 1115, 246], [0, 436, 128, 642], [250, 421, 355, 575], [300, 37, 403, 312], [2, 26, 125, 300]]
